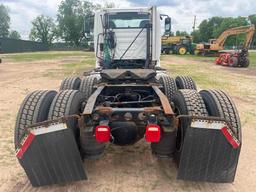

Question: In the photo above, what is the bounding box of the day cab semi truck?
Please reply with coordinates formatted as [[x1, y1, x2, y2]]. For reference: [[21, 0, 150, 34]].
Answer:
[[15, 6, 241, 187]]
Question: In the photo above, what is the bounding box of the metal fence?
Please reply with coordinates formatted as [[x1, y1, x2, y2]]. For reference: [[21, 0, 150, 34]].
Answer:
[[0, 37, 49, 53], [50, 43, 85, 51]]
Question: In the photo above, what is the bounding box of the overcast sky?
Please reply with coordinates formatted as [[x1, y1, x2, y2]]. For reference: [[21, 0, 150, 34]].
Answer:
[[0, 0, 255, 39]]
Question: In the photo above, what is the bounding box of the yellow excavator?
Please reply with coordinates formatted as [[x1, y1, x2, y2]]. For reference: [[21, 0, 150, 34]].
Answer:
[[195, 24, 255, 55]]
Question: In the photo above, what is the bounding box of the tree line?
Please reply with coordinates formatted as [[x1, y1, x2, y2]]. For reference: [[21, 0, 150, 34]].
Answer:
[[0, 1, 255, 47], [0, 0, 114, 46], [191, 15, 256, 46], [0, 4, 21, 39]]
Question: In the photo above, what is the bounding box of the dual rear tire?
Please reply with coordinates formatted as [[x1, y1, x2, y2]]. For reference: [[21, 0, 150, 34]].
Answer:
[[47, 90, 86, 141], [15, 74, 102, 159], [60, 77, 81, 90], [158, 74, 197, 101], [15, 90, 85, 146], [60, 75, 99, 99], [154, 75, 197, 157], [15, 89, 104, 158], [14, 90, 57, 148], [175, 76, 197, 90], [173, 89, 241, 163]]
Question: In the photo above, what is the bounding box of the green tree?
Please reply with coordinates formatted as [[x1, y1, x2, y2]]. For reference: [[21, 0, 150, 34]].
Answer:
[[214, 17, 249, 46], [249, 14, 256, 25], [192, 16, 251, 46], [29, 15, 57, 45], [176, 30, 189, 36], [197, 17, 224, 42], [57, 0, 99, 46], [0, 4, 10, 37], [213, 17, 249, 38], [9, 30, 21, 39], [191, 30, 201, 43]]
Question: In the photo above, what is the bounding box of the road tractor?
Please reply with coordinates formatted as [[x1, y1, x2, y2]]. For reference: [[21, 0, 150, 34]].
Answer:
[[15, 7, 241, 187], [161, 35, 194, 55]]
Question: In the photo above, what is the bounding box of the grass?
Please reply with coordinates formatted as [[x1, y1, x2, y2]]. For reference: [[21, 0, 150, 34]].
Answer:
[[162, 54, 256, 99], [43, 52, 95, 78], [171, 54, 216, 62], [161, 53, 256, 129], [249, 52, 256, 68], [162, 59, 230, 90], [1, 51, 92, 62], [162, 52, 256, 68]]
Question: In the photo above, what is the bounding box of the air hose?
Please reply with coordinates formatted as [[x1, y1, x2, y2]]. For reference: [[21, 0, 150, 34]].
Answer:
[[103, 31, 116, 68]]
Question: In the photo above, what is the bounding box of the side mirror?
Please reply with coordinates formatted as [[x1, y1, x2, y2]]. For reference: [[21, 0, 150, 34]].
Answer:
[[164, 17, 171, 33]]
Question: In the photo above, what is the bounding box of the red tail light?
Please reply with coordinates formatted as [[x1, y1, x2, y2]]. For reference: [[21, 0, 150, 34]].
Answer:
[[95, 125, 110, 143], [145, 124, 161, 142]]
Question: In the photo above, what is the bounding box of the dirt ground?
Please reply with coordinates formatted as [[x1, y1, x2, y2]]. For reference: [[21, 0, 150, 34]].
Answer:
[[0, 54, 256, 192]]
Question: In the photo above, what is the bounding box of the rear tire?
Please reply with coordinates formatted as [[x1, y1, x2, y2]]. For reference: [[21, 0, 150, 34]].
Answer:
[[199, 90, 241, 139], [79, 75, 99, 99], [175, 76, 197, 90], [158, 74, 177, 102], [48, 90, 85, 140], [177, 46, 187, 55], [241, 57, 250, 68], [228, 57, 238, 67], [173, 90, 208, 162], [164, 49, 170, 54], [14, 90, 57, 148], [60, 77, 81, 90]]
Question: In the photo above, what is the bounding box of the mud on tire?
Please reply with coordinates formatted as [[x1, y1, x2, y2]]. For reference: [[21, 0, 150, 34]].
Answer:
[[173, 89, 208, 160], [15, 90, 57, 148], [60, 77, 81, 90], [175, 76, 197, 90], [48, 90, 86, 140], [199, 90, 241, 139]]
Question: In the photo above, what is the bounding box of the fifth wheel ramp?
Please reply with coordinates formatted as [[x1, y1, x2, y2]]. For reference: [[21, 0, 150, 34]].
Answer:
[[16, 122, 87, 187], [177, 118, 241, 183]]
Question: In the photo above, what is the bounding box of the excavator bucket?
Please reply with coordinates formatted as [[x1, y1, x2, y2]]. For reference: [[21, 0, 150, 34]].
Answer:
[[16, 122, 87, 187], [177, 118, 241, 183]]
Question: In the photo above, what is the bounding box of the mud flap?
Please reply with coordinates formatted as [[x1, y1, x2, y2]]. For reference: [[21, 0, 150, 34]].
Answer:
[[16, 122, 87, 187], [177, 119, 241, 183]]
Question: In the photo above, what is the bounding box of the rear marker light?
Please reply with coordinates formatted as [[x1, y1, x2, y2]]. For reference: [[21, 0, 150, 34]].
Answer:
[[145, 124, 161, 142], [95, 125, 110, 143]]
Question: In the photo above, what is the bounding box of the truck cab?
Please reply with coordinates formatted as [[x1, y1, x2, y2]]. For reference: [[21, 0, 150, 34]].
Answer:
[[85, 7, 170, 69]]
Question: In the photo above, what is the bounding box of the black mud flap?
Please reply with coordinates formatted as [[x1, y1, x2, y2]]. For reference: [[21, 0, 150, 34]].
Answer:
[[16, 122, 87, 187], [177, 118, 241, 183]]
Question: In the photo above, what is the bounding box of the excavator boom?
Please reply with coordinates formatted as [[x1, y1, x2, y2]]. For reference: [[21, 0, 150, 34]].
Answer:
[[216, 25, 255, 48], [196, 24, 255, 54]]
